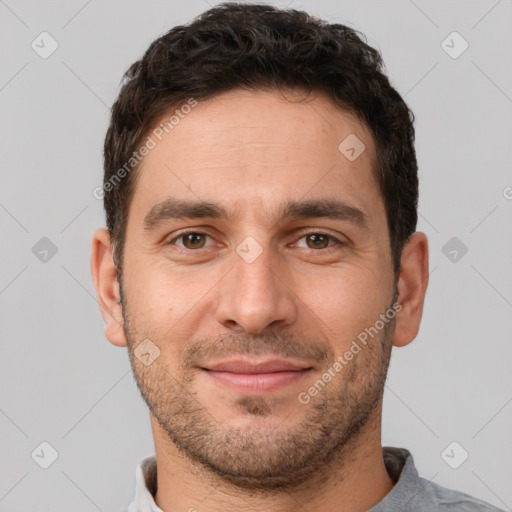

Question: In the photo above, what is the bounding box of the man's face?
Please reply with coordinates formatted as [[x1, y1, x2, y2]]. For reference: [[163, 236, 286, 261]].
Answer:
[[120, 89, 397, 489]]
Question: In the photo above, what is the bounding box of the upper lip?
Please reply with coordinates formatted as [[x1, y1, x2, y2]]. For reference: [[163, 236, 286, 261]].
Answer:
[[202, 358, 312, 374]]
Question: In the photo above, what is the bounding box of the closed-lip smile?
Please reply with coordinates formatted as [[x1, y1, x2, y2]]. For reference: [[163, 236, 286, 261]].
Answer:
[[201, 357, 313, 393]]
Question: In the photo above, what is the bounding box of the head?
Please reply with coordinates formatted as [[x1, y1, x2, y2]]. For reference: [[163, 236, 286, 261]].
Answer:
[[91, 2, 428, 490]]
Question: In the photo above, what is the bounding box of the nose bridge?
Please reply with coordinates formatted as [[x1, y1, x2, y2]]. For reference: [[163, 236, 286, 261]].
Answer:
[[215, 236, 296, 333], [236, 243, 279, 303]]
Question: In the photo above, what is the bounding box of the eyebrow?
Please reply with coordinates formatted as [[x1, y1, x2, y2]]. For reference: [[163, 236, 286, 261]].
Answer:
[[142, 197, 370, 233]]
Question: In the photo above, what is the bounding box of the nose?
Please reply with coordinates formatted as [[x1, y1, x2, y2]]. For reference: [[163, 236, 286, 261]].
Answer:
[[214, 244, 298, 334]]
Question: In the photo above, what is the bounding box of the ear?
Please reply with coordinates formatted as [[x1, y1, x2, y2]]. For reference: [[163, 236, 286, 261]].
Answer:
[[90, 227, 127, 347], [392, 231, 429, 348]]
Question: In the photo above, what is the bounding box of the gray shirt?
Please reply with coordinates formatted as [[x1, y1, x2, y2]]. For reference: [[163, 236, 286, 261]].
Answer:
[[125, 446, 505, 511]]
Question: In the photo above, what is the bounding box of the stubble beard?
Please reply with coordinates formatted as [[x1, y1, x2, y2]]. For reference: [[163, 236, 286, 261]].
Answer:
[[121, 287, 395, 491]]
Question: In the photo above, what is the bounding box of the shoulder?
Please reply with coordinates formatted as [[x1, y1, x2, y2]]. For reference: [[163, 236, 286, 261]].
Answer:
[[376, 447, 505, 512], [421, 478, 506, 511]]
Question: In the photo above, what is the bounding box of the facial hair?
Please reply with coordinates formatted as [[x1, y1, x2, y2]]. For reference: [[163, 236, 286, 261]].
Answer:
[[121, 285, 397, 491]]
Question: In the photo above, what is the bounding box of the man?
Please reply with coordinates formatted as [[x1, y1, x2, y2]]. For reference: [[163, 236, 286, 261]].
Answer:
[[90, 3, 503, 511]]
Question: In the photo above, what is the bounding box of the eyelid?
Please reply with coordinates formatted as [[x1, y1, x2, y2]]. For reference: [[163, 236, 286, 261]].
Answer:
[[166, 228, 347, 251], [294, 228, 346, 242], [291, 229, 346, 250], [166, 229, 216, 248]]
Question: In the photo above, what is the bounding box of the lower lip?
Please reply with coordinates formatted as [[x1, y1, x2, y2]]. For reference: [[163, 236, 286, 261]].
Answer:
[[203, 369, 311, 393]]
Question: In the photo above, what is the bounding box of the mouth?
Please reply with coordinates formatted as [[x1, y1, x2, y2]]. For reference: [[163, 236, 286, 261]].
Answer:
[[200, 358, 313, 394]]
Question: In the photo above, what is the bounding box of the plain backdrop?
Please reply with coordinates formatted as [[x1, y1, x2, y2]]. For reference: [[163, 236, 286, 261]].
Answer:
[[1, 0, 511, 510]]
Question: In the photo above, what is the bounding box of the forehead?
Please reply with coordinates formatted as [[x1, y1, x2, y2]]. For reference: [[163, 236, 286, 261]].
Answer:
[[129, 88, 383, 230]]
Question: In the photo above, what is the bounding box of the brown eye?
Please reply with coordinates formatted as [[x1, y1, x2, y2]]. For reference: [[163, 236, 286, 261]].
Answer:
[[170, 232, 212, 250], [305, 233, 332, 249], [182, 233, 207, 249]]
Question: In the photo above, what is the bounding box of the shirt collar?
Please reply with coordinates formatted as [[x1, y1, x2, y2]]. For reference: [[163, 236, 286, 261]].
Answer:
[[126, 456, 163, 512], [126, 447, 414, 512]]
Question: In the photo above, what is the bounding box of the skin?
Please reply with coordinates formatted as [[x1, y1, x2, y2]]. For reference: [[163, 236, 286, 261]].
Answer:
[[91, 88, 429, 512]]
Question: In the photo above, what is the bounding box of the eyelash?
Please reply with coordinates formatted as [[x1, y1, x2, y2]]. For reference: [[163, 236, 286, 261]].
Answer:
[[166, 230, 345, 252]]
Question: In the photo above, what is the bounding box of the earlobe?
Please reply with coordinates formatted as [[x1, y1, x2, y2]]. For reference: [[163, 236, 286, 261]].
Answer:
[[90, 228, 128, 347], [392, 232, 429, 348]]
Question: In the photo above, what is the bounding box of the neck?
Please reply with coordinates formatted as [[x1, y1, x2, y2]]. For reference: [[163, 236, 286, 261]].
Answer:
[[150, 408, 394, 512]]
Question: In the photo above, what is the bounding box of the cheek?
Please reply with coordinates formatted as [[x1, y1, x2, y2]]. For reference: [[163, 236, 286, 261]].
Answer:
[[303, 267, 388, 341], [123, 270, 178, 337], [128, 268, 211, 334]]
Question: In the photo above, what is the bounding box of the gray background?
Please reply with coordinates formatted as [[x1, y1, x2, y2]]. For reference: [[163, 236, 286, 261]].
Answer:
[[1, 0, 511, 510]]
